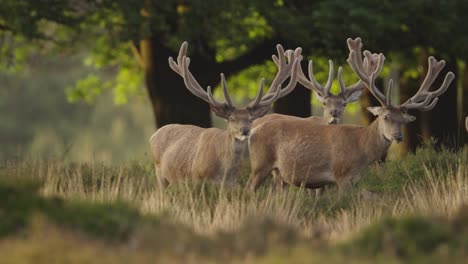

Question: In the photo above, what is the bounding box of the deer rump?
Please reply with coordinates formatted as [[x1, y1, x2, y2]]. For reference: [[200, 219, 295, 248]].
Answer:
[[151, 124, 243, 184]]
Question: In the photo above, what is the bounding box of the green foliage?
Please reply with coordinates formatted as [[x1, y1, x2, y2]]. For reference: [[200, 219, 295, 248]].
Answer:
[[342, 208, 468, 259], [0, 178, 149, 240], [347, 217, 451, 256], [1, 0, 467, 108], [359, 140, 467, 193]]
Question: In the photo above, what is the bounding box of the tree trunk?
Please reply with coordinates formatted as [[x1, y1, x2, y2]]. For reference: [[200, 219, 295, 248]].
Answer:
[[399, 64, 423, 154], [460, 62, 468, 144], [273, 83, 311, 117], [140, 38, 215, 129], [424, 57, 460, 150]]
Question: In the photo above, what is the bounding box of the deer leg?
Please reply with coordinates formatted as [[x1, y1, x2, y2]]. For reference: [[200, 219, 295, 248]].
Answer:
[[336, 177, 353, 195], [272, 170, 288, 190], [248, 166, 273, 192], [315, 188, 325, 197], [155, 166, 169, 189]]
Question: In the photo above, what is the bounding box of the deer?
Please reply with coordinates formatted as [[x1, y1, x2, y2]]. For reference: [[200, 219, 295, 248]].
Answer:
[[149, 42, 302, 187], [252, 38, 379, 193], [253, 38, 379, 127], [246, 37, 455, 192]]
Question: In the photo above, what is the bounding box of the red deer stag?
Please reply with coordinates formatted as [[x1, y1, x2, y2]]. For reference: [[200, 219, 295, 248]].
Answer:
[[150, 42, 301, 187], [247, 38, 455, 192]]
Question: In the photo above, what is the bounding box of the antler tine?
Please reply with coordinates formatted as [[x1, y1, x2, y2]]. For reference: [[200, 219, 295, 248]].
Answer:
[[255, 57, 301, 107], [248, 78, 265, 108], [277, 57, 301, 98], [426, 72, 455, 98], [347, 50, 387, 105], [254, 85, 281, 108], [169, 42, 216, 104], [368, 71, 387, 106], [297, 58, 334, 97], [347, 37, 365, 74], [323, 60, 334, 95], [268, 44, 287, 95], [206, 85, 227, 109], [337, 67, 346, 94], [220, 73, 233, 108], [364, 51, 383, 76], [386, 79, 394, 106], [180, 57, 210, 103], [399, 56, 455, 110], [295, 60, 322, 95], [338, 51, 376, 93], [261, 45, 302, 103], [346, 37, 387, 101], [168, 41, 188, 75]]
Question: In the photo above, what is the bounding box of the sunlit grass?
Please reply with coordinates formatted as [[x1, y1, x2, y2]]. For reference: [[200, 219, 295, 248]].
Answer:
[[0, 144, 467, 263]]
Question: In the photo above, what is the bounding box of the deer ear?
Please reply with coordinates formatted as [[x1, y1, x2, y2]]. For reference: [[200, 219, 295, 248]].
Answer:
[[345, 90, 363, 103], [367, 106, 384, 116], [403, 113, 416, 123], [314, 92, 326, 103], [248, 105, 271, 120], [210, 105, 233, 119]]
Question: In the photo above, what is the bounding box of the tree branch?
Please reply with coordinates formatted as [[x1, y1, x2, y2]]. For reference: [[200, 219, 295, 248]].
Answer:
[[218, 37, 281, 76], [129, 40, 145, 69]]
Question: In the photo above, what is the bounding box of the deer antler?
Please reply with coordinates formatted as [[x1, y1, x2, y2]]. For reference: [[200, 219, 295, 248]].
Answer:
[[169, 42, 302, 113], [169, 42, 211, 103], [296, 58, 334, 98], [296, 37, 379, 100], [399, 57, 455, 111], [337, 50, 380, 99], [249, 45, 302, 108], [346, 37, 386, 106], [169, 42, 233, 110], [346, 37, 455, 111]]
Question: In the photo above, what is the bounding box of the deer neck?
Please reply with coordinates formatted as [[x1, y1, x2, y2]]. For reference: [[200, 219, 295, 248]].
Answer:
[[222, 132, 246, 179], [361, 118, 392, 163], [226, 132, 246, 161]]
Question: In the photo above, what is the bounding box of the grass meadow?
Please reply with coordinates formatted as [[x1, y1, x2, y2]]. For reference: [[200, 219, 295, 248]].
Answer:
[[0, 142, 467, 263]]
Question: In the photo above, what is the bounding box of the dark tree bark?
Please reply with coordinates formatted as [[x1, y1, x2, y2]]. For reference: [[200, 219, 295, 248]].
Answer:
[[424, 57, 460, 150], [399, 68, 423, 154], [273, 83, 311, 117], [399, 56, 462, 152], [460, 63, 468, 145], [141, 38, 215, 128]]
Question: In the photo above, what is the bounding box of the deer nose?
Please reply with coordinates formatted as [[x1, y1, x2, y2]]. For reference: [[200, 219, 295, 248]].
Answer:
[[330, 110, 339, 118], [240, 127, 250, 136], [393, 132, 403, 142]]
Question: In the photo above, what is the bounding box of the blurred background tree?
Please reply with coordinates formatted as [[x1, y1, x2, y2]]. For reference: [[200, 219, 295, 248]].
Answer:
[[0, 0, 466, 161]]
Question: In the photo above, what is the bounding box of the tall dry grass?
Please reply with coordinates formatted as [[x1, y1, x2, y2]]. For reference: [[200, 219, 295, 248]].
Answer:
[[2, 152, 467, 242]]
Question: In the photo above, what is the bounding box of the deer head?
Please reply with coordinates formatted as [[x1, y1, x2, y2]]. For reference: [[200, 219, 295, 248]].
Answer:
[[293, 42, 379, 124], [169, 42, 301, 141], [347, 37, 455, 143]]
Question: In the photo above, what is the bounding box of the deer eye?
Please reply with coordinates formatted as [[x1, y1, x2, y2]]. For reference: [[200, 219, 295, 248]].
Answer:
[[323, 102, 327, 106], [343, 103, 347, 107], [383, 116, 388, 120]]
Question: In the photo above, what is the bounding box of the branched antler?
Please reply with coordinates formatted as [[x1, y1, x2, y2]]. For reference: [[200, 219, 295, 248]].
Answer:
[[346, 37, 455, 112], [169, 42, 302, 112]]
